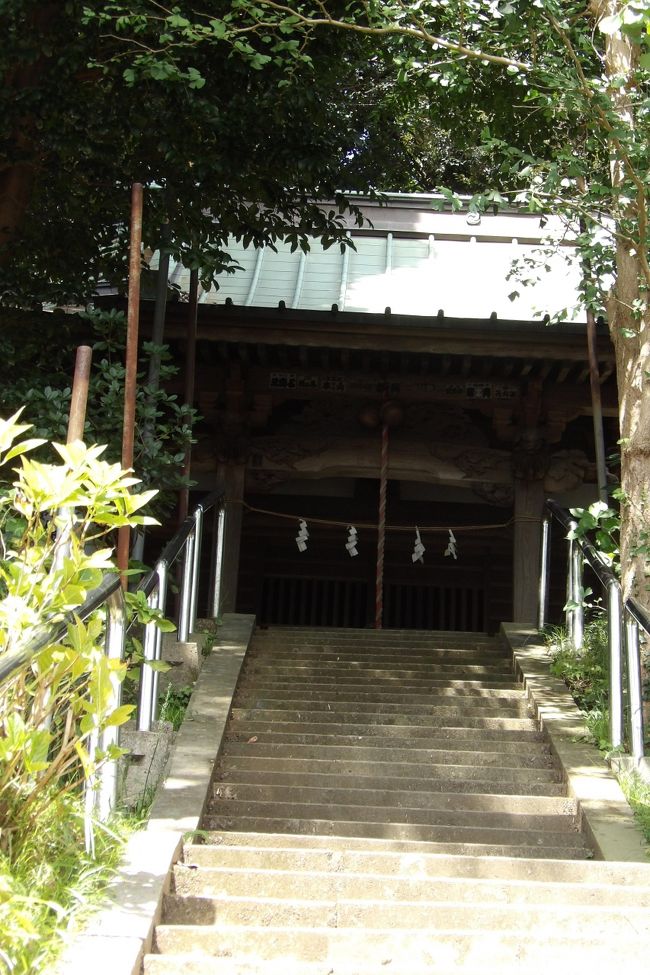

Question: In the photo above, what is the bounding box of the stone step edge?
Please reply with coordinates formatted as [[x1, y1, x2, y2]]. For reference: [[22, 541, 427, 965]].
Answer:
[[210, 785, 575, 814], [172, 863, 650, 899], [164, 889, 650, 921], [502, 623, 649, 863]]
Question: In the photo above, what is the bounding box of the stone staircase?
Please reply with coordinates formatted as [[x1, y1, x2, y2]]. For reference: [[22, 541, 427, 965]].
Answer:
[[143, 627, 650, 973]]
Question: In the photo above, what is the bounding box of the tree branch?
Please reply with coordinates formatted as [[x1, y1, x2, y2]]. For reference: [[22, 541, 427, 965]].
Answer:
[[251, 0, 531, 71]]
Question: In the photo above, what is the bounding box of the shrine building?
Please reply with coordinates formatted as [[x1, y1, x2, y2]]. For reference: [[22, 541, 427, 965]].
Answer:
[[156, 193, 616, 633]]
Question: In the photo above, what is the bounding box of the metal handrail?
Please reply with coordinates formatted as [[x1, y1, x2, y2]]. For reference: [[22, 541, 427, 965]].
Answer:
[[539, 498, 646, 764], [0, 573, 122, 687], [0, 489, 227, 816], [135, 490, 224, 732]]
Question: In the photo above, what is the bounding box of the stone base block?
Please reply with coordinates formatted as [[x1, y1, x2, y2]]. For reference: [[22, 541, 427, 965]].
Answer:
[[119, 721, 175, 810]]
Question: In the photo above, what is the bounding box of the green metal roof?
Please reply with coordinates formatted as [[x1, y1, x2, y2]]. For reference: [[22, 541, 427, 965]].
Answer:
[[156, 202, 584, 323]]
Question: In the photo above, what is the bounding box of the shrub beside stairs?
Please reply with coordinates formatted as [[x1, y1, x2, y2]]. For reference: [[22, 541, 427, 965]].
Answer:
[[143, 627, 650, 974]]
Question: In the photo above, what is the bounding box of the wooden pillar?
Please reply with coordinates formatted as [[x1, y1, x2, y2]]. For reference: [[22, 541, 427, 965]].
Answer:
[[513, 477, 545, 624], [217, 462, 246, 614]]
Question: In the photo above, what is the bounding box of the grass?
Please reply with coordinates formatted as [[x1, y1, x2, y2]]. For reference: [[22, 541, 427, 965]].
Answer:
[[618, 771, 650, 842], [0, 791, 142, 975], [158, 683, 193, 731], [547, 616, 609, 718], [546, 618, 650, 844]]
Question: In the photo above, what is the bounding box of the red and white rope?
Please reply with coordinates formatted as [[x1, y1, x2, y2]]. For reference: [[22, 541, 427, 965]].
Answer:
[[375, 422, 389, 629]]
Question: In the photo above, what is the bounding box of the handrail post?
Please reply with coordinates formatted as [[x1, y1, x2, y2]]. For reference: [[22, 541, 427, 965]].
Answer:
[[151, 561, 168, 716], [137, 579, 158, 732], [137, 560, 168, 731], [178, 531, 195, 642], [96, 589, 126, 821], [566, 530, 576, 645], [189, 506, 203, 633], [571, 541, 584, 651], [538, 512, 551, 630], [608, 579, 624, 749], [625, 611, 644, 764], [211, 505, 226, 619]]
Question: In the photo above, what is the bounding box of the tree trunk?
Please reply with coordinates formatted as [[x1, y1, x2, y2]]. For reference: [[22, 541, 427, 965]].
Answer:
[[596, 3, 650, 608], [608, 264, 650, 606]]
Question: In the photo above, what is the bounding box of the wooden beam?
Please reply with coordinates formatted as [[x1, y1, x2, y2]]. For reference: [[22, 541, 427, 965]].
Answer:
[[155, 302, 614, 362]]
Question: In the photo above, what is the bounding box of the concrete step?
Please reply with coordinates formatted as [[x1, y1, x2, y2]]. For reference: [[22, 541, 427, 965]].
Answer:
[[215, 766, 566, 796], [233, 694, 532, 716], [172, 861, 650, 907], [221, 741, 553, 767], [241, 675, 522, 693], [183, 834, 646, 880], [255, 626, 492, 646], [236, 682, 525, 702], [229, 710, 537, 732], [244, 662, 515, 679], [205, 794, 579, 833], [217, 755, 561, 785], [200, 829, 590, 860], [235, 686, 527, 707], [252, 634, 500, 651], [152, 923, 648, 970], [245, 648, 511, 664], [225, 725, 548, 750], [144, 956, 431, 975], [211, 783, 574, 817], [162, 890, 650, 935], [231, 702, 537, 730]]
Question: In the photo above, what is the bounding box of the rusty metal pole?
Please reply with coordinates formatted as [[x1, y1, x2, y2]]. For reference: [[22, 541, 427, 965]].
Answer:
[[117, 182, 144, 586], [586, 307, 609, 503], [375, 422, 389, 629], [66, 346, 92, 442], [177, 268, 199, 525]]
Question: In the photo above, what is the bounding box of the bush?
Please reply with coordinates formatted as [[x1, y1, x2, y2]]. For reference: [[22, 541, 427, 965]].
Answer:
[[547, 615, 610, 749], [0, 412, 158, 972]]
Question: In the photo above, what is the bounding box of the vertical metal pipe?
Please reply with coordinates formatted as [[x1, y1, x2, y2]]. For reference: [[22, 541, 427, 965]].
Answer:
[[137, 560, 166, 732], [97, 589, 125, 821], [572, 543, 584, 651], [375, 423, 389, 629], [150, 562, 168, 719], [83, 728, 98, 856], [66, 345, 93, 442], [566, 535, 576, 644], [538, 514, 551, 630], [608, 580, 624, 749], [625, 613, 645, 763], [212, 506, 226, 619], [178, 268, 199, 525], [178, 532, 195, 642], [137, 583, 158, 733], [189, 506, 203, 632], [118, 182, 144, 586]]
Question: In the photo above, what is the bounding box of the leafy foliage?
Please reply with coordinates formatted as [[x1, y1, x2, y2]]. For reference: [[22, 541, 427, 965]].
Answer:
[[0, 413, 158, 972], [547, 616, 611, 749], [0, 792, 126, 975], [158, 682, 193, 731], [0, 307, 196, 517], [549, 617, 610, 714], [568, 501, 621, 570], [0, 0, 438, 305]]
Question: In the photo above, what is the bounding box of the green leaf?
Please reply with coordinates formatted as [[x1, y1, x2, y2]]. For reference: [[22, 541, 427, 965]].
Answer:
[[147, 659, 172, 672]]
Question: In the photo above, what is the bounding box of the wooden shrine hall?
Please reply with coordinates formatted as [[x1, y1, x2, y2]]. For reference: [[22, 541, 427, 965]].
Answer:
[[155, 193, 616, 633]]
